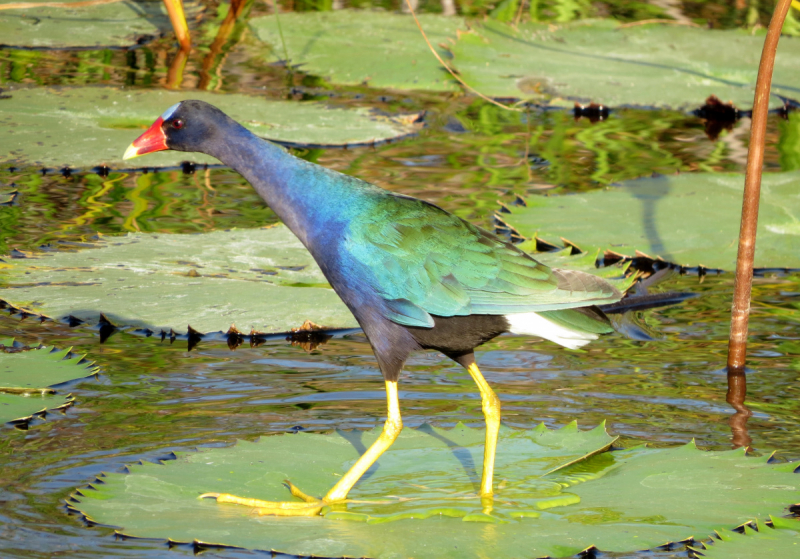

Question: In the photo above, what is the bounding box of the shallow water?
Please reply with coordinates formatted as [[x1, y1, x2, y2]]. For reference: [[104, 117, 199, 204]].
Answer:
[[2, 6, 800, 558], [1, 272, 799, 558]]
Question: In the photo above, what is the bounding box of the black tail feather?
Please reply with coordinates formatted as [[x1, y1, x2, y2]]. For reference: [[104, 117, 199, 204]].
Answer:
[[599, 292, 697, 314]]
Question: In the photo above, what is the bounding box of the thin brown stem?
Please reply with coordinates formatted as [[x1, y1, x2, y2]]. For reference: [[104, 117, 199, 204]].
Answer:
[[404, 0, 521, 112], [727, 0, 793, 373]]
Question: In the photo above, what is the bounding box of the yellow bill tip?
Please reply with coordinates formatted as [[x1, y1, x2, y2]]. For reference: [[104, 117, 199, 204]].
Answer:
[[122, 143, 140, 161]]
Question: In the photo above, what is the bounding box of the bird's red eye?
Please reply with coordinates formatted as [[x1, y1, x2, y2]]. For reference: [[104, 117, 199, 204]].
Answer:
[[172, 118, 184, 130]]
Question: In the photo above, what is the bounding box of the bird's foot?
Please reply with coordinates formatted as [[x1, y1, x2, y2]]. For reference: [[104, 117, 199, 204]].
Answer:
[[200, 480, 340, 517]]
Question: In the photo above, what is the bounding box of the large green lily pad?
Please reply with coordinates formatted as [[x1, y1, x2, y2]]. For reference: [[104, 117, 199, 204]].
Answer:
[[451, 19, 800, 109], [0, 86, 423, 169], [504, 171, 800, 270], [0, 0, 201, 49], [1, 342, 98, 424], [249, 11, 464, 91], [0, 225, 638, 335], [70, 424, 799, 558], [0, 226, 356, 334], [693, 518, 800, 558]]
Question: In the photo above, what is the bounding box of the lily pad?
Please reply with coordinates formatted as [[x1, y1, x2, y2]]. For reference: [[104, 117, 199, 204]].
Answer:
[[503, 171, 800, 270], [694, 518, 800, 558], [0, 0, 200, 49], [0, 392, 71, 425], [0, 185, 17, 205], [249, 11, 464, 91], [0, 226, 356, 334], [0, 86, 423, 169], [1, 342, 98, 424], [0, 225, 641, 335], [70, 424, 800, 558], [451, 20, 800, 109]]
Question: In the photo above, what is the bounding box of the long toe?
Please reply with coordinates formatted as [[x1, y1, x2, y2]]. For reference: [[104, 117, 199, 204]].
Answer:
[[199, 480, 335, 517]]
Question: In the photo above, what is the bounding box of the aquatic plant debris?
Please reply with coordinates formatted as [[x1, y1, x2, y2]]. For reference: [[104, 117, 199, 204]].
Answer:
[[0, 87, 423, 169], [0, 226, 636, 335], [504, 171, 800, 270], [70, 423, 799, 558], [451, 19, 800, 109], [0, 341, 98, 424]]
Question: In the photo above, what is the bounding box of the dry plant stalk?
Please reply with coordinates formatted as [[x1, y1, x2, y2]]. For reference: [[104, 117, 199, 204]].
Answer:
[[727, 0, 794, 372]]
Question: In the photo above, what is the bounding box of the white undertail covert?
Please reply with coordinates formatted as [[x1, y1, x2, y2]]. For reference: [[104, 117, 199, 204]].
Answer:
[[505, 312, 598, 350]]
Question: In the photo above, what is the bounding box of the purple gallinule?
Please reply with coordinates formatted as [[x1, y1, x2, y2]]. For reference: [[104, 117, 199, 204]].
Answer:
[[124, 101, 622, 516]]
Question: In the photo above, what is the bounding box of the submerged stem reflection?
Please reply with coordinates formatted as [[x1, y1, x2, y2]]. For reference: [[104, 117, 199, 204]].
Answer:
[[726, 368, 752, 449]]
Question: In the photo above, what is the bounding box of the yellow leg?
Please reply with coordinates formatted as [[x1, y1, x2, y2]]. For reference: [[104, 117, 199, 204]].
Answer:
[[325, 380, 403, 501], [466, 362, 501, 497], [201, 380, 403, 516]]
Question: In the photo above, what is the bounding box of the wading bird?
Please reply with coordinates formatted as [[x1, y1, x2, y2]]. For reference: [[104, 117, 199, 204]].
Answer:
[[124, 101, 622, 516]]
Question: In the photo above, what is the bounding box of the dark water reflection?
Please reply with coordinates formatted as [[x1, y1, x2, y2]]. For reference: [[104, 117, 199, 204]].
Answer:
[[1, 272, 799, 558]]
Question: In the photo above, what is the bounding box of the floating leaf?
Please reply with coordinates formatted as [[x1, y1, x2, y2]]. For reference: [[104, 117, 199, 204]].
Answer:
[[0, 343, 97, 424], [70, 424, 799, 558], [691, 519, 800, 558], [0, 225, 644, 334], [0, 0, 202, 49], [0, 87, 423, 169], [249, 11, 463, 91], [0, 185, 18, 205], [0, 226, 356, 334], [451, 20, 800, 109], [0, 346, 97, 390], [553, 444, 799, 553], [0, 392, 72, 426], [504, 171, 800, 270]]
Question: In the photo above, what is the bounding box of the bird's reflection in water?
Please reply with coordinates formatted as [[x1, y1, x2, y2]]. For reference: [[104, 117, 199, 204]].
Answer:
[[726, 369, 752, 450]]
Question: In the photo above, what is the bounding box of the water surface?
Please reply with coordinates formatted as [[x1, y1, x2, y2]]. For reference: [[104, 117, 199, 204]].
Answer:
[[1, 8, 799, 558]]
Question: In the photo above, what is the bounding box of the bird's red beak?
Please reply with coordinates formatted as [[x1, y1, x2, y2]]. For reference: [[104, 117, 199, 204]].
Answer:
[[123, 117, 168, 160]]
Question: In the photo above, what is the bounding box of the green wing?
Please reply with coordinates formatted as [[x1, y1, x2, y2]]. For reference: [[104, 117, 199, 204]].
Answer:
[[345, 196, 621, 328]]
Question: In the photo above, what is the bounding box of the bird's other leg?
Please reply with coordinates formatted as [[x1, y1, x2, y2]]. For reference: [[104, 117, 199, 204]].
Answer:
[[200, 380, 403, 516], [466, 362, 501, 497]]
